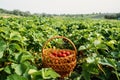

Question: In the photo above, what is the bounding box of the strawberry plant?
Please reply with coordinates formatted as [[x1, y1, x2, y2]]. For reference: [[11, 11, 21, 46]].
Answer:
[[0, 16, 120, 80]]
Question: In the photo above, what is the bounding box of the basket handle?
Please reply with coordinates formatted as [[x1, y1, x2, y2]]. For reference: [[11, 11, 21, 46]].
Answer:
[[42, 36, 77, 55]]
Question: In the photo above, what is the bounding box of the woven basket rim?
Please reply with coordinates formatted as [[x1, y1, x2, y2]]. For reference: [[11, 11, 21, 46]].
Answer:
[[42, 36, 77, 55]]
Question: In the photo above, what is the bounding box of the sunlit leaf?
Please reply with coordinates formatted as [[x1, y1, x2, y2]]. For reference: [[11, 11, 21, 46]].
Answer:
[[28, 69, 37, 75], [93, 40, 101, 46], [99, 58, 117, 69], [107, 40, 117, 50], [10, 31, 22, 41], [78, 45, 86, 50], [4, 66, 11, 74], [0, 38, 6, 58], [42, 68, 60, 79], [11, 63, 27, 75]]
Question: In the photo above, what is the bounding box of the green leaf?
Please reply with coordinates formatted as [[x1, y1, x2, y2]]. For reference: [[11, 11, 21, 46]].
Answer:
[[10, 31, 22, 41], [22, 68, 31, 80], [69, 71, 82, 80], [86, 57, 95, 63], [107, 40, 117, 50], [88, 64, 99, 74], [82, 63, 91, 80], [0, 27, 10, 34], [81, 60, 99, 80], [78, 45, 86, 50], [0, 38, 6, 58], [4, 66, 11, 74], [30, 70, 43, 80], [14, 64, 23, 75], [6, 74, 27, 80], [93, 40, 101, 46], [11, 63, 27, 75], [0, 68, 4, 71], [28, 69, 37, 75], [110, 51, 120, 58], [28, 68, 60, 80], [96, 44, 107, 49], [14, 52, 23, 63], [42, 68, 60, 79], [20, 53, 34, 63], [117, 61, 120, 71], [11, 63, 18, 69], [9, 43, 21, 52], [23, 61, 37, 69], [28, 69, 40, 80], [82, 70, 90, 80], [22, 62, 37, 79], [99, 58, 117, 69]]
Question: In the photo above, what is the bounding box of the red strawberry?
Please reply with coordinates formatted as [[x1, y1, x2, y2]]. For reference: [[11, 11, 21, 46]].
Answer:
[[62, 54, 67, 57], [52, 52, 57, 57], [57, 52, 62, 57], [66, 51, 71, 56], [61, 50, 66, 54]]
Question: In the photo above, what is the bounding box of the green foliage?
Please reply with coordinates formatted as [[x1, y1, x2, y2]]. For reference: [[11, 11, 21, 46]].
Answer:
[[28, 68, 60, 80], [0, 38, 7, 58], [0, 16, 120, 80], [6, 74, 27, 80]]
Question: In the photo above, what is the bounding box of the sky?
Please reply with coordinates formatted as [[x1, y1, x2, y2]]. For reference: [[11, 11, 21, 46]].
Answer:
[[0, 0, 120, 14]]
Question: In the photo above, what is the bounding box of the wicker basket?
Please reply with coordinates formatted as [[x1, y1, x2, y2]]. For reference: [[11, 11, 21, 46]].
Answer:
[[42, 36, 77, 78]]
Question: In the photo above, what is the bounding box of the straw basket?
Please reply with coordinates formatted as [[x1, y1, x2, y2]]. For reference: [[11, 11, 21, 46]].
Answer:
[[42, 36, 77, 78]]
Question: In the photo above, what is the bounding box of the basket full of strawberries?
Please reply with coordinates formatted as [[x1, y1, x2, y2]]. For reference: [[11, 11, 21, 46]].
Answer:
[[42, 36, 77, 78]]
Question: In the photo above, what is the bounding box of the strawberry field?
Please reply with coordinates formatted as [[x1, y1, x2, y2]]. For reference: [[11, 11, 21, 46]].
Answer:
[[0, 16, 120, 80]]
